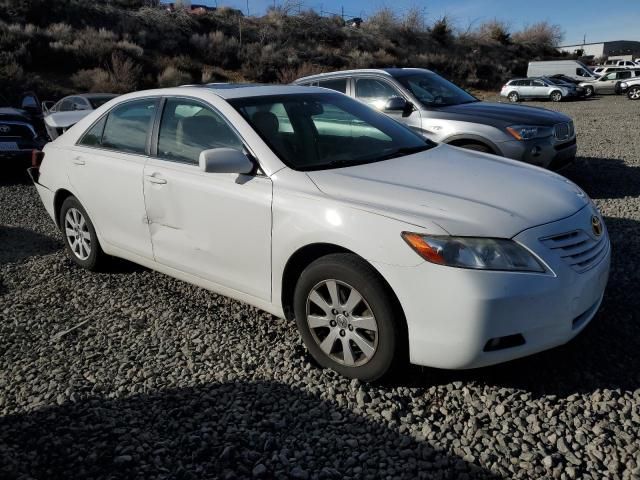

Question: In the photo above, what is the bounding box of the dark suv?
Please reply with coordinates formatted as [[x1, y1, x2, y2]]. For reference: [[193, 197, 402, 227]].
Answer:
[[0, 92, 48, 166]]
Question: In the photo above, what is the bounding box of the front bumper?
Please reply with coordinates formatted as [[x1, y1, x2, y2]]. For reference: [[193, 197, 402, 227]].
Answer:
[[376, 206, 610, 370], [498, 135, 577, 170]]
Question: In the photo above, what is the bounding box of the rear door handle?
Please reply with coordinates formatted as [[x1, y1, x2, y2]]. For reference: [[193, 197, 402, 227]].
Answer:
[[72, 156, 85, 166], [145, 175, 167, 185]]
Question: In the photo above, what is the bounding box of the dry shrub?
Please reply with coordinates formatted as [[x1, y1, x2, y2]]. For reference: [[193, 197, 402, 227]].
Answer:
[[475, 20, 511, 45], [512, 22, 563, 48], [276, 62, 327, 84], [71, 53, 141, 92], [158, 66, 192, 87]]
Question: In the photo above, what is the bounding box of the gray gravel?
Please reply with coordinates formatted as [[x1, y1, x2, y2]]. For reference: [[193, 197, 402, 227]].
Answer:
[[1, 95, 640, 479]]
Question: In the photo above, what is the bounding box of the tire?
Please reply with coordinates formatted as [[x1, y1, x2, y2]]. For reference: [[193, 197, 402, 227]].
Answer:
[[293, 253, 403, 381], [628, 86, 640, 100], [550, 90, 563, 102], [507, 91, 519, 103], [59, 196, 106, 271], [584, 85, 594, 97], [457, 143, 492, 154]]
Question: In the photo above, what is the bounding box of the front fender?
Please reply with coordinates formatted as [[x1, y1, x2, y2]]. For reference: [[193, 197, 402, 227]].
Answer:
[[270, 171, 448, 310]]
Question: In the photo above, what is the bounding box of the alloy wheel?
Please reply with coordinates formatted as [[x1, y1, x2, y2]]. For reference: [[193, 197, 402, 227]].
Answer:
[[64, 208, 91, 260], [552, 92, 562, 102], [508, 92, 518, 102], [305, 279, 379, 367], [629, 88, 640, 100]]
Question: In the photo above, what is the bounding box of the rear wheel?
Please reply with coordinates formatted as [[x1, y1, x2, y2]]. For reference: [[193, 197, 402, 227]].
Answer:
[[584, 85, 594, 97], [550, 90, 563, 102], [628, 86, 640, 100], [508, 91, 519, 103], [59, 196, 106, 271], [293, 253, 403, 381]]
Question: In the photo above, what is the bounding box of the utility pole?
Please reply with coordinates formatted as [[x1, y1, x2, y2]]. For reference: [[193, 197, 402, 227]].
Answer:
[[341, 5, 344, 20], [246, 0, 249, 16]]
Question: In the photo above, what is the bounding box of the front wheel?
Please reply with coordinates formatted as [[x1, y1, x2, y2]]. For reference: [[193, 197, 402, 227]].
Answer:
[[508, 91, 519, 103], [59, 196, 106, 271], [293, 253, 404, 381], [584, 85, 594, 97], [628, 86, 640, 100], [550, 90, 563, 102]]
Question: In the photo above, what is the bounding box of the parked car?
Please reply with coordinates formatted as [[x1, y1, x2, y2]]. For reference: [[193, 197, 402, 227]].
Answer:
[[602, 59, 638, 69], [617, 77, 640, 99], [43, 93, 117, 140], [527, 60, 598, 81], [501, 77, 573, 102], [543, 76, 586, 98], [28, 85, 610, 381], [0, 92, 48, 165], [294, 68, 577, 170], [580, 69, 640, 96]]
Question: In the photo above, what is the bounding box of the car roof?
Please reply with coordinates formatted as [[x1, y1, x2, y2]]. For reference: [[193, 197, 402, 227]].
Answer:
[[103, 84, 333, 102], [294, 67, 433, 82]]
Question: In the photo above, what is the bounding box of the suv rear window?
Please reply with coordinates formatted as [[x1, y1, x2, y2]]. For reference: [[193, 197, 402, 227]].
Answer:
[[318, 78, 347, 94]]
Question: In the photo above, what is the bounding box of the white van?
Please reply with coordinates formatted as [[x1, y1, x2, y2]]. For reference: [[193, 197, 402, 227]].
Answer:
[[527, 60, 598, 81]]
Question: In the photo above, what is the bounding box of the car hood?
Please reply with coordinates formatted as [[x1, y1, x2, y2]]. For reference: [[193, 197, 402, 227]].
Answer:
[[306, 144, 588, 238], [44, 111, 91, 129], [431, 101, 571, 128]]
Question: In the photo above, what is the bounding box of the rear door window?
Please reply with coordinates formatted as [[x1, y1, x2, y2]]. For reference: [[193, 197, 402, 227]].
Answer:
[[101, 99, 156, 155], [318, 78, 348, 94]]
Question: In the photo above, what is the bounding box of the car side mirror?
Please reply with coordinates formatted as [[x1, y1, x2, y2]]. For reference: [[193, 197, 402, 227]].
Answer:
[[384, 97, 414, 117], [384, 96, 407, 111], [199, 148, 254, 174]]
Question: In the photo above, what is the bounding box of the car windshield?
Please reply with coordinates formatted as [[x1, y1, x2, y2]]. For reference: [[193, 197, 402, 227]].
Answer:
[[87, 95, 117, 109], [230, 92, 435, 171], [393, 72, 478, 107]]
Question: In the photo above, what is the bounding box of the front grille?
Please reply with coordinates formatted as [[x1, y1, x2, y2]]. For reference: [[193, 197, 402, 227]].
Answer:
[[541, 229, 608, 273], [554, 138, 576, 151], [553, 121, 574, 141]]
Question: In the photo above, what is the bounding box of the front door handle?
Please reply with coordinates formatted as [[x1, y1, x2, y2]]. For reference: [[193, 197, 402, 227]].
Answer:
[[145, 175, 167, 185], [72, 156, 85, 166]]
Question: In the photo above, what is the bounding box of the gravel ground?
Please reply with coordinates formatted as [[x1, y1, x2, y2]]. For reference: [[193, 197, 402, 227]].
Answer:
[[1, 95, 639, 480]]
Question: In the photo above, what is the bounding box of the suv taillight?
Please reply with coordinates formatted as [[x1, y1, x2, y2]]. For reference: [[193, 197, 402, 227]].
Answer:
[[31, 149, 44, 168]]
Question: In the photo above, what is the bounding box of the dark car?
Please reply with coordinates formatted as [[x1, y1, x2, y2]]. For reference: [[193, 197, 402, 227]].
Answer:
[[544, 76, 586, 98], [0, 92, 48, 166]]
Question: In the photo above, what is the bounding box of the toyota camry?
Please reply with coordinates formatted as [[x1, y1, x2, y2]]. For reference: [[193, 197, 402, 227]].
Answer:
[[28, 85, 610, 381]]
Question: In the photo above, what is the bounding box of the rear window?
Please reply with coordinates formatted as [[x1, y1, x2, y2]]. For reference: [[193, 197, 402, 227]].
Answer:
[[100, 99, 156, 154], [318, 78, 348, 94]]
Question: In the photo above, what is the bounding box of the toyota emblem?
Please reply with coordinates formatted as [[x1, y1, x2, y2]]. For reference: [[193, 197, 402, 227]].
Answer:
[[0, 125, 10, 133]]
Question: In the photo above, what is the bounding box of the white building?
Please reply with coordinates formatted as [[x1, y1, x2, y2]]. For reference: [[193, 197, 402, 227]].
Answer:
[[559, 40, 640, 60]]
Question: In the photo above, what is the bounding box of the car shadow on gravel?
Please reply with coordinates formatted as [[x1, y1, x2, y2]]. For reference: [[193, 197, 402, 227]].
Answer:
[[0, 166, 32, 186], [392, 216, 640, 399], [563, 156, 640, 199], [0, 225, 61, 265], [0, 381, 499, 480]]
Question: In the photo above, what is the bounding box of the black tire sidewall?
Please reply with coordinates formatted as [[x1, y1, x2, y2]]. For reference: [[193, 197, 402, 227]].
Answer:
[[293, 254, 400, 381], [59, 196, 102, 270]]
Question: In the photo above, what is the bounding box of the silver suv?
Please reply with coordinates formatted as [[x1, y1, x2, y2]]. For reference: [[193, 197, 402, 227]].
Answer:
[[501, 77, 572, 102], [294, 68, 577, 170]]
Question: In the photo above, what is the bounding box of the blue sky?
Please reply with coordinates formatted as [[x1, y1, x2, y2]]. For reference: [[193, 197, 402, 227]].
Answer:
[[184, 0, 640, 45]]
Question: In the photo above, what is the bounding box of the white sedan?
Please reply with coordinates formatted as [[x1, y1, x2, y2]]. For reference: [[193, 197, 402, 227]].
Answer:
[[28, 85, 610, 381]]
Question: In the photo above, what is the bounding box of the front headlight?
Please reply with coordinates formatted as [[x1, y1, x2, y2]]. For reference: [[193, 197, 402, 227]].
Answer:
[[506, 125, 553, 141], [620, 82, 628, 88], [402, 233, 545, 272]]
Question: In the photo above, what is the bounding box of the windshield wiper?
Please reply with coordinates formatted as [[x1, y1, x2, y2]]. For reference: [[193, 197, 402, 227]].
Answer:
[[377, 144, 434, 161]]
